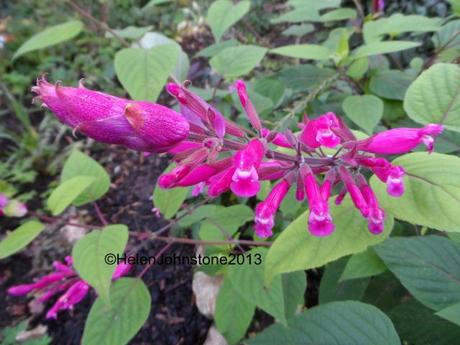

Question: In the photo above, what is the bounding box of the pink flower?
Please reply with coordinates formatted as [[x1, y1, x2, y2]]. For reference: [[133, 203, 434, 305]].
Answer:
[[2, 199, 27, 217], [357, 175, 385, 234], [46, 281, 90, 319], [231, 139, 265, 197], [338, 166, 369, 217], [357, 158, 405, 197], [261, 128, 294, 148], [300, 112, 341, 148], [254, 179, 290, 238], [348, 124, 444, 154], [301, 165, 335, 236], [33, 76, 189, 152], [232, 80, 262, 131], [372, 0, 385, 13]]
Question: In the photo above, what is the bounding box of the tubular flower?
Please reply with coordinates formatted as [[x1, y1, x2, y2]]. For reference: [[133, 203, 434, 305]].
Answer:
[[357, 158, 406, 197], [372, 0, 385, 13], [254, 179, 290, 238], [8, 256, 131, 319], [357, 175, 385, 234], [232, 80, 262, 131], [347, 124, 444, 154], [33, 76, 189, 152], [300, 112, 341, 148]]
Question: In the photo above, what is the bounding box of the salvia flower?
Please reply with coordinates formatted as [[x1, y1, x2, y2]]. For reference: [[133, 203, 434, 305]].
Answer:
[[8, 256, 131, 319], [2, 199, 27, 217], [36, 77, 442, 238]]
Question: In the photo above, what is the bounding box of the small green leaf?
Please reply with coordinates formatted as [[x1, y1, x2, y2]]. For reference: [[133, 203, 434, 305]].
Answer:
[[114, 45, 178, 102], [369, 70, 414, 101], [375, 236, 460, 311], [0, 221, 45, 259], [342, 95, 383, 134], [207, 0, 250, 41], [404, 63, 460, 132], [210, 45, 267, 78], [352, 41, 421, 59], [47, 176, 95, 215], [13, 20, 83, 60], [340, 248, 386, 281], [72, 225, 129, 304], [270, 44, 333, 61], [247, 301, 400, 345], [436, 302, 460, 326], [197, 39, 239, 58], [320, 8, 356, 22], [82, 278, 151, 345], [265, 199, 393, 284], [278, 65, 335, 91], [61, 150, 110, 205]]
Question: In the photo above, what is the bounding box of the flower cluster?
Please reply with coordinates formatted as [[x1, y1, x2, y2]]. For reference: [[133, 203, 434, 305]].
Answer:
[[0, 193, 27, 218], [34, 77, 444, 238], [8, 257, 131, 319]]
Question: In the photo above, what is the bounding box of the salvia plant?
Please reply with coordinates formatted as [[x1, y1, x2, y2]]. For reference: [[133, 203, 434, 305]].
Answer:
[[2, 0, 460, 345]]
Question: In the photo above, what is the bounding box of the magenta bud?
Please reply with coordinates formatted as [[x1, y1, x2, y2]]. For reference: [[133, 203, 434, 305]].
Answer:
[[112, 262, 132, 280], [3, 200, 27, 217], [8, 284, 37, 296], [300, 112, 341, 149], [232, 80, 262, 131]]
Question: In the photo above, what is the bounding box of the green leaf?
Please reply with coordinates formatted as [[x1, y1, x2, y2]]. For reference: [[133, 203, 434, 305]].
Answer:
[[369, 70, 414, 101], [105, 26, 153, 39], [72, 225, 129, 304], [0, 221, 45, 259], [270, 44, 333, 61], [352, 41, 421, 59], [278, 65, 335, 92], [228, 248, 306, 325], [254, 78, 286, 107], [247, 301, 400, 345], [153, 165, 190, 219], [61, 150, 110, 205], [370, 152, 460, 232], [342, 95, 383, 134], [176, 205, 220, 228], [210, 45, 267, 78], [282, 24, 315, 37], [346, 58, 369, 80], [404, 63, 460, 132], [375, 236, 460, 311], [215, 278, 255, 345], [320, 8, 356, 22], [271, 8, 320, 24], [114, 45, 178, 102], [82, 278, 151, 345], [265, 199, 393, 284], [340, 248, 386, 281], [47, 176, 95, 215], [363, 14, 441, 44], [436, 302, 460, 326], [197, 39, 239, 58], [13, 20, 83, 60], [433, 20, 460, 51], [207, 0, 250, 41]]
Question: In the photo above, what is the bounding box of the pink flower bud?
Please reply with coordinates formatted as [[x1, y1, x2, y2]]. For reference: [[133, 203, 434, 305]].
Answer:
[[46, 281, 90, 319], [300, 113, 341, 149], [386, 166, 405, 197], [158, 165, 192, 189], [0, 193, 9, 209], [254, 179, 290, 238], [357, 175, 385, 234], [3, 200, 27, 217], [349, 124, 444, 155], [192, 182, 206, 197], [8, 284, 37, 296], [338, 166, 369, 217], [112, 262, 132, 280], [372, 0, 385, 13], [33, 77, 189, 153], [232, 80, 262, 131], [208, 167, 235, 197]]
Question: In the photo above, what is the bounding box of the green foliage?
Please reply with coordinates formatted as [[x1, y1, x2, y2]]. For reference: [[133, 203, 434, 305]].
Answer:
[[72, 225, 129, 304], [210, 45, 267, 78], [0, 220, 45, 259], [206, 0, 250, 41], [270, 44, 333, 61], [82, 278, 151, 345], [340, 248, 386, 281], [342, 95, 383, 134], [352, 41, 421, 59], [47, 176, 95, 215]]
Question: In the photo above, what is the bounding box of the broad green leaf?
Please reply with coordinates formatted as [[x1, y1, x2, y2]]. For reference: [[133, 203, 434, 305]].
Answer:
[[369, 70, 414, 101], [352, 41, 421, 59], [197, 39, 239, 58], [432, 20, 460, 51], [437, 302, 460, 326], [228, 248, 306, 325], [215, 279, 255, 345], [105, 26, 153, 39], [320, 8, 356, 22], [47, 176, 95, 215], [363, 14, 441, 44], [287, 0, 340, 9], [270, 44, 333, 61], [278, 65, 335, 91], [82, 278, 151, 345], [247, 301, 400, 345], [319, 257, 370, 304], [207, 0, 250, 41], [342, 95, 383, 134], [375, 236, 460, 311], [370, 152, 460, 232], [114, 45, 178, 102], [390, 300, 460, 345], [176, 205, 220, 228], [282, 24, 314, 37], [13, 20, 83, 60], [340, 248, 386, 281], [404, 63, 460, 132], [346, 58, 369, 80], [254, 78, 286, 107], [0, 221, 45, 259], [265, 199, 393, 284], [61, 150, 110, 205], [72, 225, 129, 304], [271, 8, 320, 24], [210, 45, 267, 78]]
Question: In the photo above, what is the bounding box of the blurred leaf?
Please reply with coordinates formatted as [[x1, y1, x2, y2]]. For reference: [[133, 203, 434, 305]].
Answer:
[[105, 26, 153, 39], [82, 278, 151, 345], [375, 236, 460, 311], [47, 176, 95, 216], [13, 20, 83, 60], [114, 45, 178, 102], [371, 153, 460, 232], [61, 150, 110, 205], [352, 41, 421, 59], [369, 70, 414, 101], [0, 220, 44, 259], [320, 8, 356, 22], [432, 20, 460, 50], [404, 63, 460, 132], [436, 302, 460, 326], [176, 205, 220, 228], [342, 95, 383, 134], [210, 45, 267, 78], [278, 65, 335, 91], [340, 248, 386, 281], [207, 0, 250, 41], [73, 225, 128, 304], [282, 24, 314, 37], [346, 58, 369, 80], [254, 78, 286, 107], [153, 170, 190, 220], [247, 301, 400, 345], [197, 39, 239, 58], [270, 44, 333, 61]]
